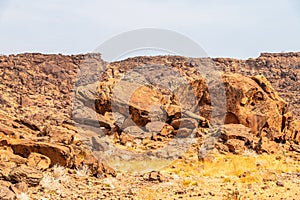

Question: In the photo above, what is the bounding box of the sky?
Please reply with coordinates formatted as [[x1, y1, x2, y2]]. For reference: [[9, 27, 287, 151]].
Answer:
[[0, 0, 299, 60]]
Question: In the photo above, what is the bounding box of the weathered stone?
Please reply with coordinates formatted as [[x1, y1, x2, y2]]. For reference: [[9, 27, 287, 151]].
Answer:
[[276, 181, 284, 187], [0, 150, 27, 164], [1, 52, 300, 183], [123, 126, 144, 137], [145, 121, 166, 133], [0, 186, 16, 200], [48, 125, 75, 145], [165, 105, 181, 117], [109, 82, 168, 126], [0, 180, 12, 188], [226, 139, 246, 154], [160, 124, 174, 137], [262, 171, 277, 182], [0, 124, 15, 136], [19, 118, 40, 131], [8, 164, 43, 186], [82, 154, 116, 178], [0, 161, 16, 180], [174, 128, 193, 138], [119, 132, 135, 146], [27, 152, 51, 170], [10, 140, 73, 167], [144, 171, 165, 182], [10, 182, 28, 194], [214, 52, 300, 120], [120, 117, 136, 130], [255, 137, 279, 154], [93, 57, 291, 150], [215, 142, 229, 154], [97, 162, 117, 178], [284, 120, 300, 143], [145, 121, 174, 138], [290, 144, 300, 153], [222, 73, 287, 140], [219, 124, 253, 143], [171, 118, 198, 130]]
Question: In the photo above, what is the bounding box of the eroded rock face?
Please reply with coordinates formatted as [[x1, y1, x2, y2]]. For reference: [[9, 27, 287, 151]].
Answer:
[[8, 165, 43, 186], [222, 74, 287, 140], [0, 53, 299, 191], [214, 52, 300, 119], [84, 56, 290, 154]]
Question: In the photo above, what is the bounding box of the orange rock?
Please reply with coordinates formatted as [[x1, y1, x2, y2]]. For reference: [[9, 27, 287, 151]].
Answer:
[[27, 152, 51, 170], [0, 185, 16, 200], [284, 120, 300, 143], [8, 164, 43, 186], [10, 140, 73, 167], [82, 154, 116, 178], [0, 124, 15, 136], [226, 139, 246, 154], [255, 137, 279, 154], [0, 150, 27, 164]]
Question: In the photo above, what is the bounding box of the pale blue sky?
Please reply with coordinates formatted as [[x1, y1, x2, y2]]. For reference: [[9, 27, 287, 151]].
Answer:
[[0, 0, 299, 59]]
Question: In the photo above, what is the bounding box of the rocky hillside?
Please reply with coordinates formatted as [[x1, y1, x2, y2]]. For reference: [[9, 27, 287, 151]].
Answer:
[[0, 53, 299, 199], [214, 52, 300, 119]]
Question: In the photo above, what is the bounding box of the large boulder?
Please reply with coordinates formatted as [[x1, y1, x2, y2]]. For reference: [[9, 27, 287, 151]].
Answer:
[[222, 74, 287, 140]]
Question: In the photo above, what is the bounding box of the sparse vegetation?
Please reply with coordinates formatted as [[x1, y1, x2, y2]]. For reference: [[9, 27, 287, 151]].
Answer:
[[40, 165, 70, 196], [53, 164, 66, 179], [16, 192, 30, 200], [75, 165, 89, 177]]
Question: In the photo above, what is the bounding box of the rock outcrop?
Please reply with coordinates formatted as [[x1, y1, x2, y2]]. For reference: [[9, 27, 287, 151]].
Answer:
[[213, 52, 300, 119], [0, 52, 299, 193], [76, 56, 293, 157]]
